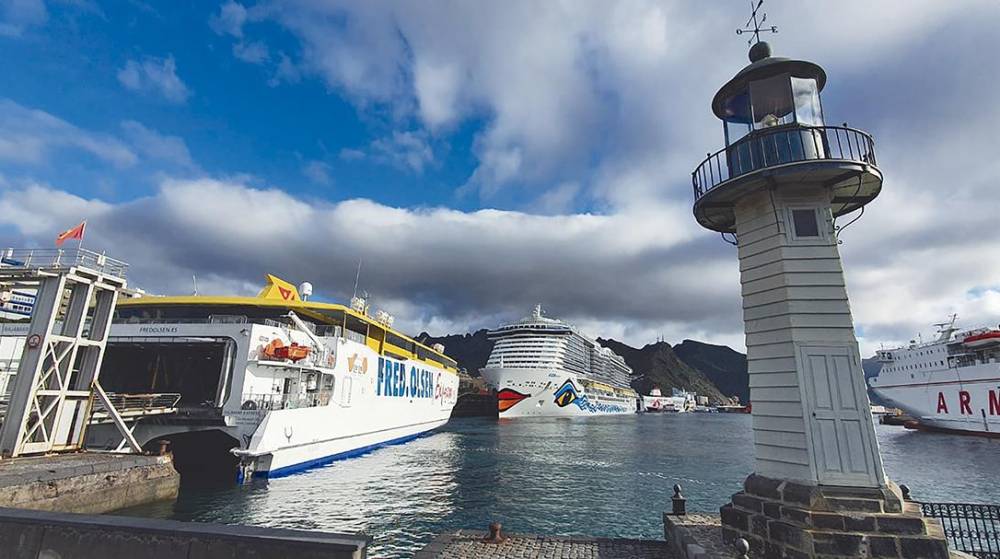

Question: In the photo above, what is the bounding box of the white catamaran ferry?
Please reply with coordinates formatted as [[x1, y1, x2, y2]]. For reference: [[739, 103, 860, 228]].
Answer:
[[82, 275, 460, 480], [869, 315, 1000, 437], [480, 306, 638, 417]]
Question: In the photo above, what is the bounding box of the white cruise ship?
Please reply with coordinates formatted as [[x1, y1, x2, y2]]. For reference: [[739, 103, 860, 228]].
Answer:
[[1, 274, 460, 481], [480, 306, 638, 417], [869, 315, 1000, 437]]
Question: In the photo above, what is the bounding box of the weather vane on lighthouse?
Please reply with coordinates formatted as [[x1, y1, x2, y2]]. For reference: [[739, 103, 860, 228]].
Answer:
[[736, 0, 777, 45]]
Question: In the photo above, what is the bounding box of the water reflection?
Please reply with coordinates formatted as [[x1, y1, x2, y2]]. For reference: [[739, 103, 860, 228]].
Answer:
[[118, 414, 999, 558]]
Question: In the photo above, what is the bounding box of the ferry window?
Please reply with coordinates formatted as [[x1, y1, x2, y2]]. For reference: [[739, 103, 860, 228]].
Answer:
[[791, 209, 820, 237], [386, 332, 412, 353], [345, 315, 369, 338]]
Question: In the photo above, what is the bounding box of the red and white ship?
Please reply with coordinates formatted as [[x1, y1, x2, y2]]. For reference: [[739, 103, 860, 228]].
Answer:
[[869, 315, 1000, 437], [641, 387, 695, 413]]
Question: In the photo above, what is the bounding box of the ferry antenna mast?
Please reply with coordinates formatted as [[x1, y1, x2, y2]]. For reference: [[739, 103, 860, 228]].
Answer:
[[736, 0, 778, 46], [352, 258, 362, 300]]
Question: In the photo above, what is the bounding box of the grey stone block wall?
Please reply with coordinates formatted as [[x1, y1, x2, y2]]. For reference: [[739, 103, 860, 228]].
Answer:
[[0, 453, 179, 513]]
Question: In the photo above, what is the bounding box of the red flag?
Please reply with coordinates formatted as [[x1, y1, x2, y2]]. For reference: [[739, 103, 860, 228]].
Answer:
[[55, 221, 86, 246]]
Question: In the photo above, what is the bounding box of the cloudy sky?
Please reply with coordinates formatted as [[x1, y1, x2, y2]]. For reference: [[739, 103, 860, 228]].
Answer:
[[1, 0, 998, 354]]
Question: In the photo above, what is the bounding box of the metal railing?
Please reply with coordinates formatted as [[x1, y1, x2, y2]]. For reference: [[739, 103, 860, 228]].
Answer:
[[918, 502, 1000, 558], [115, 315, 251, 325], [91, 392, 181, 421], [692, 125, 878, 201], [1, 248, 128, 279], [239, 392, 329, 411]]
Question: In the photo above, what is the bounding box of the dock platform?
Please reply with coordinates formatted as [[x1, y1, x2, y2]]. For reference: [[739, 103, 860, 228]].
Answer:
[[0, 452, 179, 513], [415, 530, 675, 559]]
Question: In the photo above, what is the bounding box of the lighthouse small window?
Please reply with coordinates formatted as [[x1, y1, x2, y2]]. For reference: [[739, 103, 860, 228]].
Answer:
[[792, 209, 820, 237]]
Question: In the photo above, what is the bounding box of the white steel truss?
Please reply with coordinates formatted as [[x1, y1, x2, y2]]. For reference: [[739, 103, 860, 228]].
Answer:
[[0, 248, 130, 457]]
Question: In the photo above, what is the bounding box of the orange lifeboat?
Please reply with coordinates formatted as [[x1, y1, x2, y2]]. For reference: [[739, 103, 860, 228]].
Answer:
[[262, 339, 311, 362], [962, 330, 1000, 348]]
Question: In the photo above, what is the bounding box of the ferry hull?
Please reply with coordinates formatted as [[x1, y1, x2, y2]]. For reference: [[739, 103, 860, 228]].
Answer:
[[240, 400, 454, 477], [481, 367, 636, 418], [871, 363, 1000, 436], [257, 417, 450, 477]]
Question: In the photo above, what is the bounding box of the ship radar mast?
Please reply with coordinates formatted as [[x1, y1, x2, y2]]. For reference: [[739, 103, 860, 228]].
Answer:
[[532, 304, 543, 319], [933, 314, 959, 342]]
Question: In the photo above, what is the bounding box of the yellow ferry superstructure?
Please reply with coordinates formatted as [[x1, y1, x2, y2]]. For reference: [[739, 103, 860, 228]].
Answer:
[[90, 275, 459, 480]]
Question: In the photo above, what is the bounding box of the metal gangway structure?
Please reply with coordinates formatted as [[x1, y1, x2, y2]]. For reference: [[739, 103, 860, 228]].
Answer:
[[0, 248, 141, 457]]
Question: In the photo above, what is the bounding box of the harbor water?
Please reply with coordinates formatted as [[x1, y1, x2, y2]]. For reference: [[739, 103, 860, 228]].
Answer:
[[118, 414, 1000, 558]]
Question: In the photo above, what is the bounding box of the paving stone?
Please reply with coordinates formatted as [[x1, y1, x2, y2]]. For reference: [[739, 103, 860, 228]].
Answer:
[[417, 532, 674, 559]]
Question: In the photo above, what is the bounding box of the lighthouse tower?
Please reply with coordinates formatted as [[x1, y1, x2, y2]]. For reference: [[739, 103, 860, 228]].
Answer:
[[696, 39, 885, 491], [692, 32, 952, 559]]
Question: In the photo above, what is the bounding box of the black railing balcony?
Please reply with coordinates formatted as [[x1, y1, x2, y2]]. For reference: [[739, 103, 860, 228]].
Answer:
[[920, 501, 1000, 559], [692, 125, 878, 202]]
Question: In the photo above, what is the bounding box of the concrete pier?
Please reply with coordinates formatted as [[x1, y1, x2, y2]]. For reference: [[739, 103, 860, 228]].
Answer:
[[0, 452, 179, 513], [0, 506, 369, 559], [416, 530, 674, 558]]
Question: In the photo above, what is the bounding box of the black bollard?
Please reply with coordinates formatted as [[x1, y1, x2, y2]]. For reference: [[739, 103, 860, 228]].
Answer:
[[483, 521, 505, 543], [156, 439, 171, 456], [671, 484, 686, 516], [736, 538, 750, 559], [900, 484, 911, 501]]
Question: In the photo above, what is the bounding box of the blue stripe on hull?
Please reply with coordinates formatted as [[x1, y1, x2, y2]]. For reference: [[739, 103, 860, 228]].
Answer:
[[257, 428, 436, 479]]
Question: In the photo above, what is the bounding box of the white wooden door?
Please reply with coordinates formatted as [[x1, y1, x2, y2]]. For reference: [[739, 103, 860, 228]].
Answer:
[[801, 345, 882, 487]]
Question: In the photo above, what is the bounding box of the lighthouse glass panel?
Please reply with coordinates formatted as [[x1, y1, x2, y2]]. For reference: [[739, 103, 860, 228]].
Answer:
[[722, 90, 752, 145], [749, 74, 795, 130], [722, 90, 755, 176], [792, 77, 824, 126]]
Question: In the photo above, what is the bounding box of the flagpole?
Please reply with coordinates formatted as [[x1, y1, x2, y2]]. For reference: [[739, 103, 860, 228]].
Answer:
[[77, 220, 86, 253]]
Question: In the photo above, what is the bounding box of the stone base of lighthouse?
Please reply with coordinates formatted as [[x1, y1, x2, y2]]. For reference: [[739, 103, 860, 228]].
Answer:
[[719, 474, 950, 558]]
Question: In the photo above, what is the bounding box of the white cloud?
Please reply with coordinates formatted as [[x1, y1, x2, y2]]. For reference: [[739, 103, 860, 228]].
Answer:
[[209, 1, 247, 37], [117, 55, 191, 104], [247, 0, 996, 209], [413, 58, 461, 129], [534, 181, 580, 215], [0, 182, 111, 236], [0, 0, 47, 37], [0, 178, 719, 347], [267, 52, 301, 87], [120, 120, 196, 170], [338, 148, 365, 161], [233, 40, 268, 64], [0, 98, 137, 167], [370, 131, 433, 173], [302, 160, 331, 185]]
